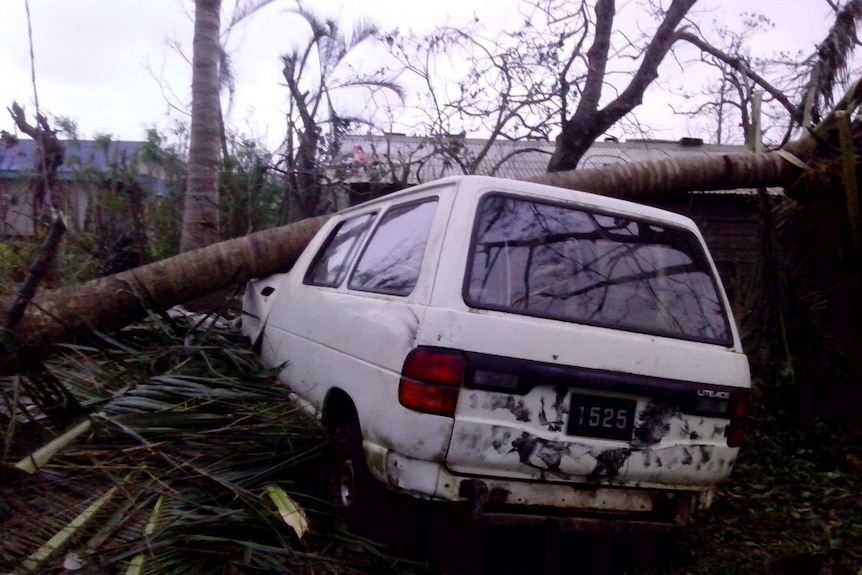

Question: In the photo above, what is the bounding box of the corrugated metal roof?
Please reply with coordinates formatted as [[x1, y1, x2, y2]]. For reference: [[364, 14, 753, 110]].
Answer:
[[0, 138, 147, 178], [334, 133, 754, 186], [0, 138, 167, 196]]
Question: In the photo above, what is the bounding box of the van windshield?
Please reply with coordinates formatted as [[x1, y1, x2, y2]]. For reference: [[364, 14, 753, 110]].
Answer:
[[465, 194, 732, 345]]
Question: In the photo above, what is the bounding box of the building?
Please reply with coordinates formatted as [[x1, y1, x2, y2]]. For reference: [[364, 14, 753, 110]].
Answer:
[[0, 138, 163, 237]]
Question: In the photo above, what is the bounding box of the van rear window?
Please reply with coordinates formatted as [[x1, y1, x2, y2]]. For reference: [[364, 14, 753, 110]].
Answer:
[[465, 194, 732, 345]]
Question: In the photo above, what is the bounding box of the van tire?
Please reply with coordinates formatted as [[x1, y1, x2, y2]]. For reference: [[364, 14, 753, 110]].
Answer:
[[331, 424, 380, 530]]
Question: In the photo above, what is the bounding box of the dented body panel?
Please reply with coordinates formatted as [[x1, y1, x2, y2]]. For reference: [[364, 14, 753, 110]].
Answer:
[[418, 309, 747, 488], [243, 175, 751, 527], [251, 181, 459, 463]]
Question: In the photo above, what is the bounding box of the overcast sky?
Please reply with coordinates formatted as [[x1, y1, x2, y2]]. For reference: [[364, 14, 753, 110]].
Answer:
[[0, 0, 841, 150]]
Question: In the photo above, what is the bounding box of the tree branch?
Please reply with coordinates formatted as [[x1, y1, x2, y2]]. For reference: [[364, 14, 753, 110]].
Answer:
[[578, 0, 614, 115], [548, 0, 696, 172], [600, 0, 696, 121], [676, 30, 800, 123]]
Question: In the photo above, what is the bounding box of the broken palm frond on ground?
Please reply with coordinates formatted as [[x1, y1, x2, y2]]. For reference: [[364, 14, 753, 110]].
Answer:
[[0, 311, 427, 575], [1, 316, 860, 575]]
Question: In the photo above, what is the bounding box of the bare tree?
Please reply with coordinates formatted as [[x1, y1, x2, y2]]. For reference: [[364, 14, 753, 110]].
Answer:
[[388, 0, 852, 172], [4, 103, 65, 227], [668, 16, 785, 146], [668, 32, 800, 149], [381, 0, 696, 173], [669, 1, 862, 147], [383, 23, 560, 177]]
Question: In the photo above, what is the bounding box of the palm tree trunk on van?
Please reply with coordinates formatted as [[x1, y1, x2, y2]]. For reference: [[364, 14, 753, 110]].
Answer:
[[0, 147, 807, 375], [533, 149, 800, 201]]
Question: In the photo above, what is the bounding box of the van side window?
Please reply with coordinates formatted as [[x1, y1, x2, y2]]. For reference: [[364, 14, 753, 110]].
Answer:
[[305, 213, 376, 287], [348, 199, 438, 296]]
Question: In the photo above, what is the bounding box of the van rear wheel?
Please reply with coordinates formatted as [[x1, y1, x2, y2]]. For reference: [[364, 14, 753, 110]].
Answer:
[[332, 426, 363, 507], [330, 424, 417, 544], [331, 424, 381, 529]]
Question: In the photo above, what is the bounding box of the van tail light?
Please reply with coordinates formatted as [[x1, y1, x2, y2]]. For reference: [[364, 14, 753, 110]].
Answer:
[[399, 348, 466, 417], [726, 391, 750, 447]]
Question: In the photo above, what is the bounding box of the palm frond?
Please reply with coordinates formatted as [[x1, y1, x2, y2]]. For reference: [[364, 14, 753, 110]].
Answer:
[[349, 20, 381, 49], [802, 0, 862, 124], [10, 480, 123, 575], [331, 78, 406, 103], [289, 3, 332, 43], [224, 0, 280, 34], [0, 310, 428, 574], [14, 419, 92, 473]]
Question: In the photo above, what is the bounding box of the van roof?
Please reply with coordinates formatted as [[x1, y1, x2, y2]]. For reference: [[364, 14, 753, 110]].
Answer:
[[337, 175, 700, 230]]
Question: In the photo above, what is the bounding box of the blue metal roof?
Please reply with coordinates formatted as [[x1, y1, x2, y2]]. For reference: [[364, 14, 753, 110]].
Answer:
[[0, 138, 147, 178], [0, 138, 168, 196]]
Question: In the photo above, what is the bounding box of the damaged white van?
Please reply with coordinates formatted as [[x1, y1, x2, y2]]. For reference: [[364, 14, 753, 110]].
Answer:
[[243, 175, 751, 528]]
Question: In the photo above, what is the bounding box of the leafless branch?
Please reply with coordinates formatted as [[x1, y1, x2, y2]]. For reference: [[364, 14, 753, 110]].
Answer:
[[676, 30, 800, 123]]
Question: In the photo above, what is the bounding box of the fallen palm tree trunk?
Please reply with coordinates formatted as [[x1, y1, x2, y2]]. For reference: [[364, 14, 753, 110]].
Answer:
[[0, 215, 329, 374], [0, 151, 816, 376], [532, 148, 801, 198]]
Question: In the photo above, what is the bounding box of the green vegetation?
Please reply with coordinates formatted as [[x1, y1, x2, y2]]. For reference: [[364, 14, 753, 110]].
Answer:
[[0, 239, 99, 295], [662, 404, 862, 574], [0, 126, 292, 289]]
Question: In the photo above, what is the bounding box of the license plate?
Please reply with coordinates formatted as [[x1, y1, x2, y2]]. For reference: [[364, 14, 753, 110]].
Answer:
[[567, 393, 636, 441]]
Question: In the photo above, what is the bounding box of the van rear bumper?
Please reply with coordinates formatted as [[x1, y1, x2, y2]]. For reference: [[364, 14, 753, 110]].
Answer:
[[366, 442, 714, 528]]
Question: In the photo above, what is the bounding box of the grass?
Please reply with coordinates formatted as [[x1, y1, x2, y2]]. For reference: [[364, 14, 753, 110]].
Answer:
[[0, 308, 860, 574], [656, 399, 862, 574]]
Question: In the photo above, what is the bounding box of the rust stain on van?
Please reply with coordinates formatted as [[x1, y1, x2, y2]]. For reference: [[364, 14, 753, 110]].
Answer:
[[510, 432, 570, 472], [486, 395, 531, 421], [633, 401, 679, 446]]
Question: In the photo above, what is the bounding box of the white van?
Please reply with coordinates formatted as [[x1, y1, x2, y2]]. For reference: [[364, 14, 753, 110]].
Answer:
[[243, 175, 751, 528]]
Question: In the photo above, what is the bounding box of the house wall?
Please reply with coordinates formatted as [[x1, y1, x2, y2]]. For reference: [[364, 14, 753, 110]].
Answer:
[[1, 180, 91, 237]]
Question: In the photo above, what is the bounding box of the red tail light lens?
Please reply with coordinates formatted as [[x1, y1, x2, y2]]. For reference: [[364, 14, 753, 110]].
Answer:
[[732, 391, 750, 419], [726, 391, 750, 447], [399, 348, 465, 416]]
